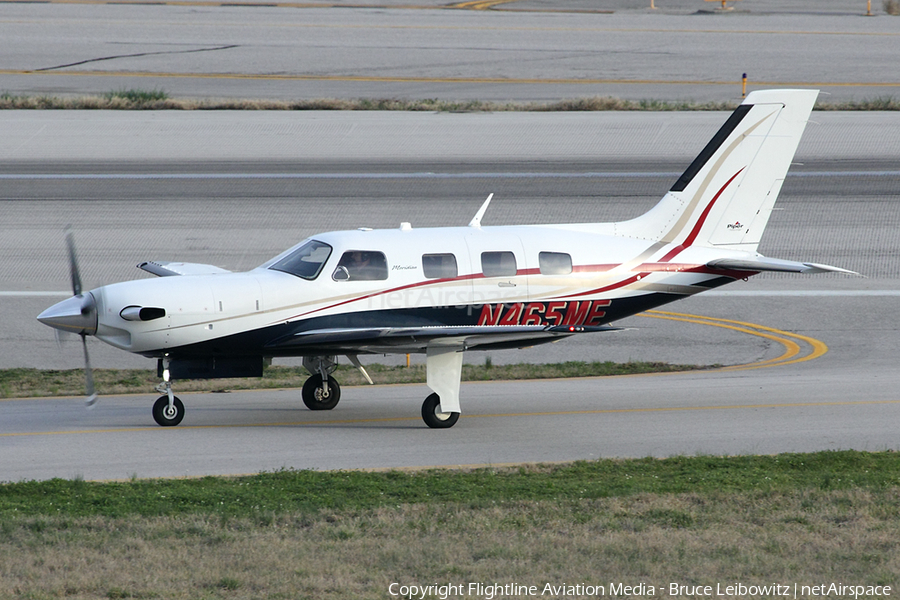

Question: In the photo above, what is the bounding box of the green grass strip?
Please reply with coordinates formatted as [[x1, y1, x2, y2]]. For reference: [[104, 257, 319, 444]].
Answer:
[[0, 361, 707, 399], [1, 451, 897, 519], [2, 91, 898, 111]]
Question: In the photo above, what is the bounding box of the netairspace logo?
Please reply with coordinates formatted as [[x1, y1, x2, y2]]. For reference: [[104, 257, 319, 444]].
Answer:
[[387, 581, 893, 599]]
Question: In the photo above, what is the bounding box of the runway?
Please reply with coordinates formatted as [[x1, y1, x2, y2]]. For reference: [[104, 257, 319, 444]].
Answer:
[[1, 108, 898, 481], [1, 0, 898, 102], [4, 361, 899, 482]]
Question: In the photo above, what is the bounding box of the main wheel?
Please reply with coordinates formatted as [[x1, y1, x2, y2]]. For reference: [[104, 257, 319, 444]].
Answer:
[[421, 393, 459, 429], [302, 374, 341, 410], [152, 395, 185, 427]]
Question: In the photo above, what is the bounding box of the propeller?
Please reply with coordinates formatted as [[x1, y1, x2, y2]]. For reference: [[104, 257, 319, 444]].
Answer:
[[80, 328, 98, 408], [66, 227, 83, 297], [38, 229, 99, 406], [65, 227, 98, 407]]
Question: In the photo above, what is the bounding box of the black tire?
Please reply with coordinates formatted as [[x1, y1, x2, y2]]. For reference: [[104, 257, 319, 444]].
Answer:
[[152, 395, 185, 427], [302, 374, 341, 410], [421, 393, 459, 429]]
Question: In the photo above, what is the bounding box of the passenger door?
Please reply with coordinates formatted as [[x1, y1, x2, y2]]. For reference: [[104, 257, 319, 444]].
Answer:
[[464, 230, 530, 306]]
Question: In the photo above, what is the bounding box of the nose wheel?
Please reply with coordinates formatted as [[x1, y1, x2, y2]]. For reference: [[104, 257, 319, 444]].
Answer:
[[152, 395, 185, 427]]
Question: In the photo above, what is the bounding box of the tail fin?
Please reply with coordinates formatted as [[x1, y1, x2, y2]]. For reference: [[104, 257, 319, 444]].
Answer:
[[616, 89, 817, 252]]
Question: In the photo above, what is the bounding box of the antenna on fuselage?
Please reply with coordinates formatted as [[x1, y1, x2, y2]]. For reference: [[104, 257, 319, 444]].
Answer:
[[468, 193, 494, 228]]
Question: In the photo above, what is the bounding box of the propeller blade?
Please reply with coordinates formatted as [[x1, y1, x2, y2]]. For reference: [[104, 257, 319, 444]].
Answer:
[[65, 226, 83, 297], [81, 334, 98, 408]]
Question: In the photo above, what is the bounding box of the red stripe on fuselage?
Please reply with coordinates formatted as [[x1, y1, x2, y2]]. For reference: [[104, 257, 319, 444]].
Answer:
[[681, 167, 745, 247], [558, 273, 649, 299], [655, 167, 745, 265], [573, 263, 618, 273], [658, 244, 687, 263], [277, 266, 541, 324]]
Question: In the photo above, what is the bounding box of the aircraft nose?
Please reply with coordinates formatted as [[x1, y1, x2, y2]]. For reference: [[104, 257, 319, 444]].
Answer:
[[37, 292, 98, 335]]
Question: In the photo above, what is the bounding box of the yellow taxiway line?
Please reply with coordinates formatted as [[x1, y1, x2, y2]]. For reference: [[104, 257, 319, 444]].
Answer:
[[4, 399, 898, 439], [641, 310, 828, 370]]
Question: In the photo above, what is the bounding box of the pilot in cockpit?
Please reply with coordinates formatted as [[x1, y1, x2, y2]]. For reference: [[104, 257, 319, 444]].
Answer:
[[335, 250, 383, 281]]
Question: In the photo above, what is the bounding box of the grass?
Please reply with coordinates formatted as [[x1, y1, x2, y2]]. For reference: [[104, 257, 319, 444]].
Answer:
[[2, 451, 898, 517], [0, 360, 707, 399], [1, 91, 898, 111], [103, 87, 169, 103], [0, 452, 899, 598]]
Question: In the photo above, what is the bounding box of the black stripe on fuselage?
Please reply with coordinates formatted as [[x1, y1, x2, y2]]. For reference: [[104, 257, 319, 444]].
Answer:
[[670, 104, 753, 193], [139, 292, 693, 360]]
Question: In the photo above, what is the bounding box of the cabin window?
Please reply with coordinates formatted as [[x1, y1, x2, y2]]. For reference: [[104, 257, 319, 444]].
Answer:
[[539, 252, 572, 275], [333, 250, 388, 281], [481, 251, 517, 277], [269, 240, 332, 280], [422, 253, 458, 279]]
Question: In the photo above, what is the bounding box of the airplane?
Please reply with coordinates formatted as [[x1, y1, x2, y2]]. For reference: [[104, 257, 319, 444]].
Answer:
[[37, 89, 855, 429]]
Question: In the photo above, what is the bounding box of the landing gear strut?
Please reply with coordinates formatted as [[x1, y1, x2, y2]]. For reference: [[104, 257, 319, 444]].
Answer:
[[152, 357, 184, 426], [421, 346, 463, 428], [302, 356, 341, 411]]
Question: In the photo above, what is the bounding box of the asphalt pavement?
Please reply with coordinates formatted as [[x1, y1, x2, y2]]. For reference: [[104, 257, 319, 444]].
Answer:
[[1, 1, 897, 102], [1, 0, 897, 480]]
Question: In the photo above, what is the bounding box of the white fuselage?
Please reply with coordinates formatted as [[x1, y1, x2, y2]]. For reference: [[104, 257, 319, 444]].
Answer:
[[89, 222, 744, 357]]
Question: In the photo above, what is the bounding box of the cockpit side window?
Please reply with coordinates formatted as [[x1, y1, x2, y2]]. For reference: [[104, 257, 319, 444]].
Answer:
[[333, 250, 388, 281], [269, 240, 333, 280]]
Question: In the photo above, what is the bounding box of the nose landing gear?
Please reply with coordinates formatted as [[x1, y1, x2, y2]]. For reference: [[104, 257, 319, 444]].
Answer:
[[152, 394, 185, 426], [152, 357, 184, 426]]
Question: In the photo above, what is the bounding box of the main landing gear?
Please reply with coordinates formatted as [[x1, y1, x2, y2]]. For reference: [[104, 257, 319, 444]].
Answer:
[[301, 373, 341, 410], [301, 356, 341, 410], [301, 352, 463, 428], [421, 393, 459, 429]]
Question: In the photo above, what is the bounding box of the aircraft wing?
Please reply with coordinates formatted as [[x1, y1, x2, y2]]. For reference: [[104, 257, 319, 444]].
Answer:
[[268, 324, 620, 354], [707, 257, 858, 275], [138, 261, 232, 277]]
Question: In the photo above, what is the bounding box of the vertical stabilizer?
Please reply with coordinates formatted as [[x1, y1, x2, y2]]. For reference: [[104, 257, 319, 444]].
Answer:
[[616, 89, 817, 252]]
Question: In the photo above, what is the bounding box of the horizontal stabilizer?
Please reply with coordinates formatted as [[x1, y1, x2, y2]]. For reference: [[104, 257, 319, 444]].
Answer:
[[138, 261, 232, 277], [707, 257, 859, 275]]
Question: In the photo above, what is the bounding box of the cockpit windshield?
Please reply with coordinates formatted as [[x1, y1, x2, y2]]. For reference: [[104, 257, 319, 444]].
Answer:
[[268, 240, 332, 280]]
